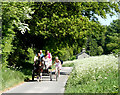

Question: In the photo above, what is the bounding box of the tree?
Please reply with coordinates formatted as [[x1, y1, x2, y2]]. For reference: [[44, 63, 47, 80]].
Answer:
[[104, 19, 120, 54], [29, 2, 119, 56], [2, 2, 33, 66]]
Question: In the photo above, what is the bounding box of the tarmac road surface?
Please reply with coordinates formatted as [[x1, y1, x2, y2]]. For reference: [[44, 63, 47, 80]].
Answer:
[[2, 67, 73, 94]]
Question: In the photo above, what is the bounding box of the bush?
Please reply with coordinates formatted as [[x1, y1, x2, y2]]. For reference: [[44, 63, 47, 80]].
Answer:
[[97, 46, 103, 55], [68, 55, 76, 61], [53, 46, 73, 61], [25, 47, 34, 64], [62, 62, 74, 67]]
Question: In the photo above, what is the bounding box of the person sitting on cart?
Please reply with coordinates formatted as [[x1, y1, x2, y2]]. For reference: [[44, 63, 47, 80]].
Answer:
[[33, 53, 41, 69], [33, 53, 43, 81], [45, 50, 52, 69], [34, 54, 38, 66], [40, 50, 44, 58], [52, 57, 62, 77], [42, 54, 52, 70]]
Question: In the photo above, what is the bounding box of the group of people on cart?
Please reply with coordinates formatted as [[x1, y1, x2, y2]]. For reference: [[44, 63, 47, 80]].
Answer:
[[34, 50, 62, 79]]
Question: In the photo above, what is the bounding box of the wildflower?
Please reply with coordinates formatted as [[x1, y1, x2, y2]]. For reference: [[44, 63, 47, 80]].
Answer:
[[7, 66, 10, 68], [113, 85, 117, 88], [98, 76, 102, 79], [104, 77, 107, 79], [92, 76, 95, 78]]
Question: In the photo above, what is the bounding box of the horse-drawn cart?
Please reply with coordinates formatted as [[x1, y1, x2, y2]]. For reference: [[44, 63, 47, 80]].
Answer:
[[32, 58, 53, 82], [32, 54, 61, 82]]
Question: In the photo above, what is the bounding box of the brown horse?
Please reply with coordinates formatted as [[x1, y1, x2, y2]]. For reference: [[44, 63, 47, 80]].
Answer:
[[36, 56, 44, 82]]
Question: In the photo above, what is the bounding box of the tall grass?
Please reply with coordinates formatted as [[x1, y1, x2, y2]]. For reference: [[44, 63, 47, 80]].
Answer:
[[1, 61, 34, 92], [1, 66, 25, 91], [65, 55, 118, 93]]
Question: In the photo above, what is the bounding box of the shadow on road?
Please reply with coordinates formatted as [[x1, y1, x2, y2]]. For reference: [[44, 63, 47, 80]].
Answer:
[[26, 71, 69, 82], [52, 72, 70, 75]]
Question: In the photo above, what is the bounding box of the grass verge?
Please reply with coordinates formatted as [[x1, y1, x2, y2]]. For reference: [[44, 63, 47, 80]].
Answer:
[[62, 62, 74, 67], [1, 62, 33, 92], [1, 62, 57, 92], [1, 66, 24, 91]]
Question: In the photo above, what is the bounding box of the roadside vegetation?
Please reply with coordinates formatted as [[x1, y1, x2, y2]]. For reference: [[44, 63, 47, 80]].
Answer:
[[1, 62, 33, 91], [2, 66, 24, 91], [65, 55, 118, 93], [62, 62, 74, 67]]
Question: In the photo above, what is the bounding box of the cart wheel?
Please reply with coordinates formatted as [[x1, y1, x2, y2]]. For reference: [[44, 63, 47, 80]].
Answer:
[[32, 70, 34, 81], [50, 72, 52, 81]]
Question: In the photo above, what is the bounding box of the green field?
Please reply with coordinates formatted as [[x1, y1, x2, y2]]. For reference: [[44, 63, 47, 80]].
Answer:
[[64, 55, 118, 93]]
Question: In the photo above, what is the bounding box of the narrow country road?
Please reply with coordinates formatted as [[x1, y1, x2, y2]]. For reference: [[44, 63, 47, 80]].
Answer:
[[2, 67, 72, 94]]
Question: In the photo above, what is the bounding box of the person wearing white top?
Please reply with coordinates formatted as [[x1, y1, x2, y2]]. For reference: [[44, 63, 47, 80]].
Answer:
[[42, 54, 51, 69], [33, 53, 42, 81], [52, 57, 62, 77], [33, 53, 41, 67]]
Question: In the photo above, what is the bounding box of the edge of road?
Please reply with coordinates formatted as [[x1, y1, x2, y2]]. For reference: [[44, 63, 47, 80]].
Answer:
[[0, 68, 56, 95], [1, 67, 73, 94], [0, 81, 24, 95]]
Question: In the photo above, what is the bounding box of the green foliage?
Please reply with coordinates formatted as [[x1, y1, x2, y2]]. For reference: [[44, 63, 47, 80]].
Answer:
[[104, 19, 120, 54], [1, 63, 33, 91], [53, 46, 73, 61], [62, 62, 74, 67], [29, 2, 120, 57], [97, 46, 103, 55], [2, 32, 15, 65], [25, 47, 34, 64], [2, 2, 33, 66], [68, 55, 76, 61]]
